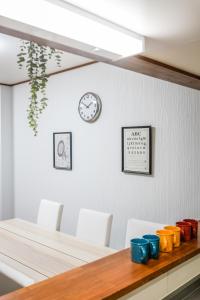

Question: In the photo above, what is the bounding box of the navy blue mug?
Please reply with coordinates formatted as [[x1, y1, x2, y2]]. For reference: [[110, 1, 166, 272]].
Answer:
[[130, 238, 149, 264], [143, 234, 160, 259]]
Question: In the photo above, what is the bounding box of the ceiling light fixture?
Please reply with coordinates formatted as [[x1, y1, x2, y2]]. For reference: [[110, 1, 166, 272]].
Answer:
[[0, 0, 145, 60]]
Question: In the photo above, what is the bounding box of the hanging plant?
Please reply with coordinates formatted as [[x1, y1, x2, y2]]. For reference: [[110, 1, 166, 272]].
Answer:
[[17, 40, 62, 136]]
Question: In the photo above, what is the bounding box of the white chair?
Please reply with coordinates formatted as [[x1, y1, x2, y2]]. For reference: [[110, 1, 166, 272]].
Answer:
[[76, 208, 113, 247], [37, 199, 64, 231], [125, 218, 167, 248]]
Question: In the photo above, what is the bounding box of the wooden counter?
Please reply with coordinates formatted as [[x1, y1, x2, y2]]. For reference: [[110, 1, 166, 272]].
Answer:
[[1, 225, 200, 300]]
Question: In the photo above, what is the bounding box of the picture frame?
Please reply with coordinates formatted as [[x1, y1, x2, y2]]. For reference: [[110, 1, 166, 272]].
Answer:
[[53, 132, 72, 170], [122, 126, 152, 175]]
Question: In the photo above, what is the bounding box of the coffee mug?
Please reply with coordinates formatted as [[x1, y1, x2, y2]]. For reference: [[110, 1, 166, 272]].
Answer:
[[130, 238, 149, 264], [183, 219, 198, 239], [164, 226, 181, 247], [176, 221, 192, 242], [143, 234, 160, 259], [156, 229, 174, 252]]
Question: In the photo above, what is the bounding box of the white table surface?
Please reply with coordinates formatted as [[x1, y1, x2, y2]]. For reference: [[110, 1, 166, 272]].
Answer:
[[0, 218, 116, 285]]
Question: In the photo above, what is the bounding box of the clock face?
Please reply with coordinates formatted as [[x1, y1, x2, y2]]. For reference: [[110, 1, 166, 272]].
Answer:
[[78, 92, 102, 122]]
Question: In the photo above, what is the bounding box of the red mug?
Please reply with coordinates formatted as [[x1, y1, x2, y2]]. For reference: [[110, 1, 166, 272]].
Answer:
[[183, 219, 198, 239], [176, 221, 192, 242]]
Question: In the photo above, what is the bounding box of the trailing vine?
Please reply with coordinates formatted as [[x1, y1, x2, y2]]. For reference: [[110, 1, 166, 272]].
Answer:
[[17, 40, 62, 135]]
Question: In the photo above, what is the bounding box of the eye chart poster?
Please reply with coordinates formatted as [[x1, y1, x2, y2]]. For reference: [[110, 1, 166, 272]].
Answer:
[[122, 126, 152, 175]]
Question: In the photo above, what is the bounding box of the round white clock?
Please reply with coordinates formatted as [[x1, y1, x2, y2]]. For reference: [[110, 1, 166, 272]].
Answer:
[[78, 92, 102, 122]]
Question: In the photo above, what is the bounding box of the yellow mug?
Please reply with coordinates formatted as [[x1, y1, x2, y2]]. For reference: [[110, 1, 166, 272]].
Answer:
[[164, 226, 181, 248], [156, 229, 174, 252]]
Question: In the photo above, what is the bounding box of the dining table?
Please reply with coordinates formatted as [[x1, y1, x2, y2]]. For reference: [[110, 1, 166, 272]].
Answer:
[[0, 220, 200, 300], [0, 218, 116, 287]]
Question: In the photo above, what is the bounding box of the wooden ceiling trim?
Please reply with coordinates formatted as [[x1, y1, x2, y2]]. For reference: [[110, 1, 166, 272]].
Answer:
[[0, 23, 200, 90], [9, 61, 97, 86], [112, 55, 200, 90]]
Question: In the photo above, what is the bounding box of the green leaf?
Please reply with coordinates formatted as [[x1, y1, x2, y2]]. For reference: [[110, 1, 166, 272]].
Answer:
[[17, 40, 62, 136]]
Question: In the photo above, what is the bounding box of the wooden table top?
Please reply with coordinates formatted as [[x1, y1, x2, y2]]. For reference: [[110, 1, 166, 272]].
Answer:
[[0, 219, 115, 283], [0, 220, 200, 300]]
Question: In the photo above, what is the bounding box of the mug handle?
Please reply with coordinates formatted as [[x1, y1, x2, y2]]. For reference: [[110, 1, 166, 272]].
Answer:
[[150, 243, 157, 257], [193, 227, 197, 238], [180, 228, 185, 240], [162, 237, 168, 251], [139, 246, 147, 263], [173, 233, 177, 245]]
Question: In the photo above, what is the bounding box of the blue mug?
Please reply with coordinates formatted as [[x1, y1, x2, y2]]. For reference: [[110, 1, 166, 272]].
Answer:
[[130, 238, 149, 264], [143, 234, 160, 259]]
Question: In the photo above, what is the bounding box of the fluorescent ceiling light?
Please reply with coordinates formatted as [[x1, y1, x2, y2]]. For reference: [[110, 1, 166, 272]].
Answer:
[[0, 0, 144, 59]]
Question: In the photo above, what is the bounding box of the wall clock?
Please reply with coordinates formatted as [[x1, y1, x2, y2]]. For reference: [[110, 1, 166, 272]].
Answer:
[[78, 92, 102, 122]]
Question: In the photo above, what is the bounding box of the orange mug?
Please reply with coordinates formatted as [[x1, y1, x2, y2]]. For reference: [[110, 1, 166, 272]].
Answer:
[[156, 229, 174, 252], [164, 226, 181, 247]]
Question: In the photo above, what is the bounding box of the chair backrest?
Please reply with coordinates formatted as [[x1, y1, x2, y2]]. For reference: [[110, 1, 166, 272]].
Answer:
[[37, 199, 64, 231], [76, 208, 113, 247], [125, 218, 166, 248]]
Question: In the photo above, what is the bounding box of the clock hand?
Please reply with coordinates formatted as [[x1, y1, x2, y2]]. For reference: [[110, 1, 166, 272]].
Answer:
[[82, 102, 88, 108], [87, 102, 93, 108]]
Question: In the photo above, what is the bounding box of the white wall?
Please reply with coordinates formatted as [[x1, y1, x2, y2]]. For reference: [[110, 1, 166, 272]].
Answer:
[[13, 63, 200, 249], [0, 85, 14, 220]]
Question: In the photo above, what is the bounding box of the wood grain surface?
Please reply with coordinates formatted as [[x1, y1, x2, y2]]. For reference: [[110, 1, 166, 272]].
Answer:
[[0, 219, 115, 286], [0, 219, 115, 262], [0, 222, 199, 300]]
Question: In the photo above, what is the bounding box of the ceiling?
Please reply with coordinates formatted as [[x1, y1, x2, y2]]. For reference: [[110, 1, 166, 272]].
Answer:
[[0, 33, 92, 84], [0, 0, 200, 84], [66, 0, 200, 75]]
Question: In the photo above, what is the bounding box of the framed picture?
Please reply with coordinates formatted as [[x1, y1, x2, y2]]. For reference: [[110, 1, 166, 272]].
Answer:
[[122, 126, 152, 175], [53, 132, 72, 170]]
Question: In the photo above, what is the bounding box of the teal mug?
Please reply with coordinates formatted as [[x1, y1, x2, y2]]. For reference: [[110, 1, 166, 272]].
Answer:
[[143, 234, 160, 259], [130, 238, 149, 264]]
